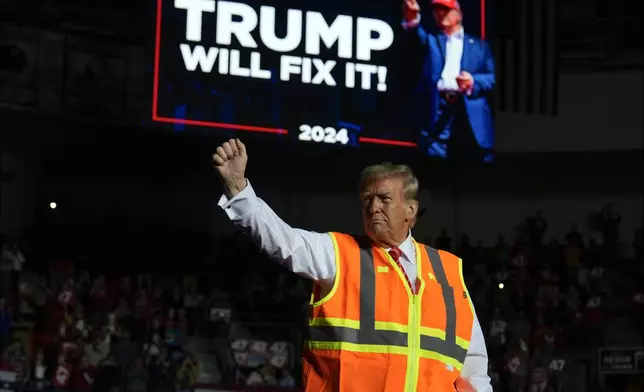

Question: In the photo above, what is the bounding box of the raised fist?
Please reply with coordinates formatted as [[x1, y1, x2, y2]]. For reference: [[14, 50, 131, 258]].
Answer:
[[212, 138, 248, 197], [403, 0, 421, 22]]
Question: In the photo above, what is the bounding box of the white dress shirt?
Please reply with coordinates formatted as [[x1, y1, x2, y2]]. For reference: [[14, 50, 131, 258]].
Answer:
[[218, 181, 492, 392], [402, 16, 468, 94], [437, 27, 465, 93]]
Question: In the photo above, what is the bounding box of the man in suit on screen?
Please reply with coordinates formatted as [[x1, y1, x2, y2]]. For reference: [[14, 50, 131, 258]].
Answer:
[[402, 0, 495, 161]]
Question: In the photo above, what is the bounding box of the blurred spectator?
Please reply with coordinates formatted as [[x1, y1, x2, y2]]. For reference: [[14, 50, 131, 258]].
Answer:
[[488, 308, 508, 358], [52, 353, 72, 389], [84, 332, 109, 366], [528, 363, 561, 392], [0, 298, 12, 353], [125, 357, 149, 392], [1, 241, 25, 297], [94, 354, 121, 392], [525, 210, 548, 247], [2, 340, 28, 383], [503, 336, 530, 392], [30, 348, 48, 389], [247, 363, 278, 386], [599, 203, 621, 250], [279, 368, 296, 388], [565, 224, 584, 250], [493, 234, 511, 269], [176, 353, 199, 392], [70, 354, 96, 392]]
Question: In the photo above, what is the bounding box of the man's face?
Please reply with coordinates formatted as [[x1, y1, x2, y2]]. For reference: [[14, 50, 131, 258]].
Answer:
[[361, 177, 416, 244], [432, 5, 461, 31]]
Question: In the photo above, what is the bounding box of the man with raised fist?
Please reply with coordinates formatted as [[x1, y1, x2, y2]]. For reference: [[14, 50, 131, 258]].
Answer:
[[402, 0, 495, 162], [213, 138, 491, 391]]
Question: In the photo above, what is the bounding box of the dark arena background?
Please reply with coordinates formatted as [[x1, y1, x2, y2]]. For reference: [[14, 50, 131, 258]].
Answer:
[[0, 1, 642, 392]]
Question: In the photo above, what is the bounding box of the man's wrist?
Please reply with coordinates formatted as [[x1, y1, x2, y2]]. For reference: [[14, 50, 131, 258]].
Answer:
[[402, 14, 421, 29], [223, 178, 248, 198]]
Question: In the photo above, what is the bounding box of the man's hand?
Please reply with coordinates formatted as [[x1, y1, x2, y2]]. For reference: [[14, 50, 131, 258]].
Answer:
[[402, 0, 421, 22], [456, 71, 474, 93], [212, 138, 248, 198]]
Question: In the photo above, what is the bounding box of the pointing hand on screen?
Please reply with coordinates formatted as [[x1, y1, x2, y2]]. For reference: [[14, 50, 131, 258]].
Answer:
[[213, 138, 248, 198], [403, 0, 421, 22]]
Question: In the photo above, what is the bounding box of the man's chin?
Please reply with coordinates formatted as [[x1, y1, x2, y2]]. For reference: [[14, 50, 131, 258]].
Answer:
[[366, 231, 391, 248], [366, 224, 387, 237]]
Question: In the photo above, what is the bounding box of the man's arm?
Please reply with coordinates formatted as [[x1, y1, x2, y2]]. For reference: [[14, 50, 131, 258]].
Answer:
[[212, 139, 336, 285], [401, 0, 431, 47], [218, 181, 336, 284], [456, 314, 492, 392], [469, 41, 495, 97], [402, 15, 432, 48]]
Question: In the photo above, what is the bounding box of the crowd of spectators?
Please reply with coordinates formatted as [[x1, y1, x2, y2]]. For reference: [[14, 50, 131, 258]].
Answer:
[[0, 202, 642, 392], [447, 204, 643, 392]]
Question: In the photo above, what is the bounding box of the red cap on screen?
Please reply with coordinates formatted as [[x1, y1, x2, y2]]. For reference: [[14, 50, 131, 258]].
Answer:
[[431, 0, 461, 10]]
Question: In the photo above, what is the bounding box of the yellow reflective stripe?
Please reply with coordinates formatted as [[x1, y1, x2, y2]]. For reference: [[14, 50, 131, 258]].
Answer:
[[313, 319, 469, 349], [309, 317, 360, 329], [457, 257, 473, 354], [373, 324, 446, 337], [310, 233, 341, 307], [419, 327, 445, 339], [456, 337, 470, 350], [405, 295, 422, 391], [307, 341, 409, 355], [458, 257, 475, 315], [404, 240, 425, 392], [419, 327, 470, 349], [418, 349, 464, 371], [308, 340, 467, 370], [374, 321, 407, 333]]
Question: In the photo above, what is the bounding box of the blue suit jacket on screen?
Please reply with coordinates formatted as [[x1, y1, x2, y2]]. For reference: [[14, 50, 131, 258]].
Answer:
[[411, 25, 495, 149]]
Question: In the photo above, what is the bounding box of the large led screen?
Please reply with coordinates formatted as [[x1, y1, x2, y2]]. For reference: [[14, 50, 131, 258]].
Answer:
[[153, 0, 492, 160]]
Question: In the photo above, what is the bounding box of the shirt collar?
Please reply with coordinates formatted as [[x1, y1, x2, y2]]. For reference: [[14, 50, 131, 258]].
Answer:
[[384, 231, 416, 264], [446, 27, 465, 40]]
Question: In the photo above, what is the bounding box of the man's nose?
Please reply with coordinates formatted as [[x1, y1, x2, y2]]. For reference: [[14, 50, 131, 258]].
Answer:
[[369, 199, 382, 214]]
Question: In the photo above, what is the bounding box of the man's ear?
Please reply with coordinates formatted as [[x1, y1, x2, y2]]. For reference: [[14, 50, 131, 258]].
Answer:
[[406, 200, 419, 220]]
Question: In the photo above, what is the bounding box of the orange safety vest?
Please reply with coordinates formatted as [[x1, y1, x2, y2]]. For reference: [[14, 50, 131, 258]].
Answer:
[[303, 232, 475, 392]]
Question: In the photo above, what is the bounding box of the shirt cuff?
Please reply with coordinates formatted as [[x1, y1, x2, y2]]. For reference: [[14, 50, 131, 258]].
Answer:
[[217, 179, 257, 220], [401, 15, 421, 30]]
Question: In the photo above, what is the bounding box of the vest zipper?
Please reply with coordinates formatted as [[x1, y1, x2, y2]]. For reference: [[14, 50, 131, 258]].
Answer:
[[408, 294, 418, 392]]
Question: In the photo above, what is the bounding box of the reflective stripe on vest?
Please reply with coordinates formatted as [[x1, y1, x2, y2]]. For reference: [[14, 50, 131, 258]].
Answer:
[[307, 243, 468, 366]]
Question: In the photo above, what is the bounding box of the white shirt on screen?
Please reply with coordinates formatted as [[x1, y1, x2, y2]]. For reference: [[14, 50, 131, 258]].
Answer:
[[402, 16, 467, 93], [437, 27, 465, 93], [217, 181, 492, 392]]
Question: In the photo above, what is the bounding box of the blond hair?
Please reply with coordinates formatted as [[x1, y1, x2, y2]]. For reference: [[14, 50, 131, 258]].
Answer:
[[359, 163, 419, 201]]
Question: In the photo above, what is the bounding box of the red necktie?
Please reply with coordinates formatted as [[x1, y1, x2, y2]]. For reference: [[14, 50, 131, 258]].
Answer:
[[388, 247, 402, 262], [388, 247, 415, 294]]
